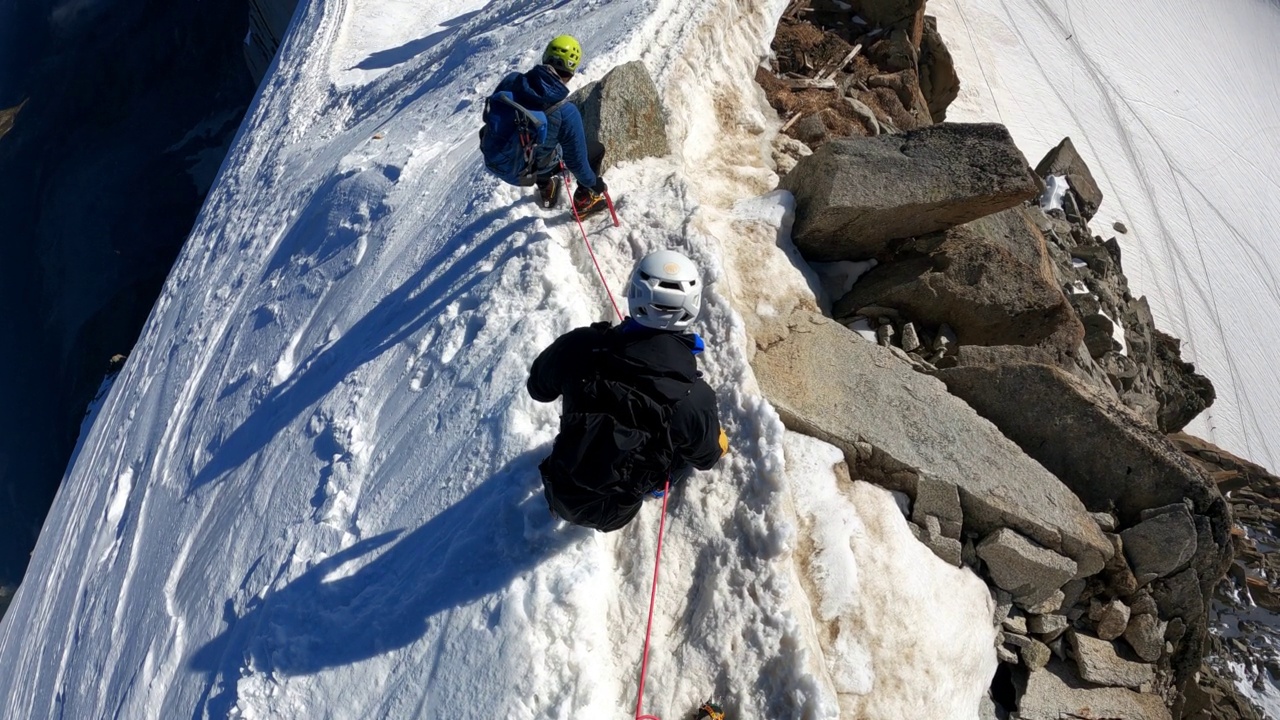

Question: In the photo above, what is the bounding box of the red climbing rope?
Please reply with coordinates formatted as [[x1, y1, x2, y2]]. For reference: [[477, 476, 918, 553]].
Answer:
[[564, 169, 624, 321], [634, 477, 672, 720], [562, 168, 665, 720]]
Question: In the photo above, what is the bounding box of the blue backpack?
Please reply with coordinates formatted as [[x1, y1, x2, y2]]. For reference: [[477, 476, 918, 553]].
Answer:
[[480, 86, 565, 186]]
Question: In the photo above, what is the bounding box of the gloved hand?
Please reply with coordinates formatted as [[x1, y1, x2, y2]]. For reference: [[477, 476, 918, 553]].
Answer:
[[718, 428, 729, 457]]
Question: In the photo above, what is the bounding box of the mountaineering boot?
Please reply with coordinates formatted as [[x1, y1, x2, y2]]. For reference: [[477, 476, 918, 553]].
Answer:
[[572, 185, 607, 217], [537, 176, 561, 209], [696, 701, 725, 720]]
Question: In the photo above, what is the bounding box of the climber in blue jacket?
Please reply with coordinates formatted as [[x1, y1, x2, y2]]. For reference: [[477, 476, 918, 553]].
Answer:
[[486, 35, 609, 215]]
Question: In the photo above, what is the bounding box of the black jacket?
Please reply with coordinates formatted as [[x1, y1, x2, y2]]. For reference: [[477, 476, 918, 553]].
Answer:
[[528, 321, 722, 530]]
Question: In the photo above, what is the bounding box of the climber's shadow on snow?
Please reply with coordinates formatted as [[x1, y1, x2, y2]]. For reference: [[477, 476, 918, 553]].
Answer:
[[190, 205, 538, 492], [189, 449, 578, 711]]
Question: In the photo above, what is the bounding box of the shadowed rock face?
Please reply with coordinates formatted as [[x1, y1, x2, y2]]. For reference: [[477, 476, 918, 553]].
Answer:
[[0, 0, 285, 589]]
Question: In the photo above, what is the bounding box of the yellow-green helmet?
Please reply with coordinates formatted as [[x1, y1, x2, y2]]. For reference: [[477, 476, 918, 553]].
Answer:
[[543, 35, 583, 76]]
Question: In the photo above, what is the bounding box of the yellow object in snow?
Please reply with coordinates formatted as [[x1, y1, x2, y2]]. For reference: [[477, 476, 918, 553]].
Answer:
[[718, 428, 729, 456]]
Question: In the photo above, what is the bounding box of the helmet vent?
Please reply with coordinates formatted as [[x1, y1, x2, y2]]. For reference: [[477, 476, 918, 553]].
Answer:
[[658, 280, 682, 290]]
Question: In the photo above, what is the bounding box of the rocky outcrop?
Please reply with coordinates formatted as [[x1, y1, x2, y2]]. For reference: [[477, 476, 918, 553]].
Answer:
[[1172, 433, 1279, 719], [780, 123, 1040, 260], [933, 355, 1231, 692], [832, 211, 1084, 356], [760, 1, 961, 153], [752, 310, 1112, 577], [918, 17, 959, 123], [569, 61, 671, 174], [1035, 137, 1103, 220], [1029, 140, 1215, 431], [849, 0, 926, 44]]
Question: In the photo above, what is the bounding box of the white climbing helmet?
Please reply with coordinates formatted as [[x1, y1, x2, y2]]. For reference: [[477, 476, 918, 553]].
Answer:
[[627, 250, 702, 331]]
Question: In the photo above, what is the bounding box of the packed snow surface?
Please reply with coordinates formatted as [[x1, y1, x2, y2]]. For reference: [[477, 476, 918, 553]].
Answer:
[[934, 0, 1280, 471], [0, 0, 997, 718]]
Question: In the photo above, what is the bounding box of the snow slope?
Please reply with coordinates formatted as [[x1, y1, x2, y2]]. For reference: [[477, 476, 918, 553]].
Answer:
[[933, 0, 1280, 470], [0, 0, 997, 718]]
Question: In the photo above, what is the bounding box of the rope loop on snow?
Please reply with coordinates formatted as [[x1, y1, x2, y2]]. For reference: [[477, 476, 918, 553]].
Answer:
[[633, 477, 671, 720]]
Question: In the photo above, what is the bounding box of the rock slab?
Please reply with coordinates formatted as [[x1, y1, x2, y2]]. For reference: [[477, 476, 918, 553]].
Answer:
[[751, 311, 1111, 575], [780, 123, 1040, 261], [1121, 503, 1199, 585], [1017, 660, 1171, 720], [1069, 631, 1155, 688], [977, 528, 1078, 606]]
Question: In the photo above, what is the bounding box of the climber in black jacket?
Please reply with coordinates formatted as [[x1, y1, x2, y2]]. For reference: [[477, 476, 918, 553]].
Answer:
[[527, 250, 727, 531]]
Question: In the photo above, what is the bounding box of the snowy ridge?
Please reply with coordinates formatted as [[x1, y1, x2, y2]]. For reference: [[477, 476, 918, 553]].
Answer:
[[0, 0, 995, 719]]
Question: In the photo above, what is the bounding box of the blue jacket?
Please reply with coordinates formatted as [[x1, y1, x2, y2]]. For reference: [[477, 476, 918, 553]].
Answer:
[[496, 65, 599, 188]]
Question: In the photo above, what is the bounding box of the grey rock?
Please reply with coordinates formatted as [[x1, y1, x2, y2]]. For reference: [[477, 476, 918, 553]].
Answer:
[[1028, 613, 1069, 640], [833, 213, 1083, 356], [912, 474, 962, 538], [792, 114, 830, 147], [920, 514, 962, 566], [875, 321, 894, 347], [1129, 591, 1158, 617], [1022, 590, 1065, 615], [933, 357, 1229, 536], [1004, 631, 1034, 650], [900, 321, 921, 353], [841, 97, 881, 136], [1102, 533, 1139, 597], [751, 311, 1112, 574], [919, 16, 960, 122], [1035, 137, 1104, 219], [1095, 599, 1131, 641], [1002, 613, 1028, 635], [1060, 578, 1087, 609], [1016, 660, 1172, 720], [780, 124, 1040, 261], [1151, 569, 1204, 624], [1083, 312, 1120, 358], [1121, 504, 1198, 585], [977, 528, 1078, 606], [771, 134, 812, 176], [1021, 638, 1052, 670], [997, 645, 1018, 664], [569, 61, 670, 174], [993, 588, 1013, 627], [1114, 220, 1129, 234], [1124, 613, 1166, 662], [1139, 501, 1187, 522], [1069, 631, 1155, 688], [1091, 511, 1118, 532], [853, 0, 926, 37]]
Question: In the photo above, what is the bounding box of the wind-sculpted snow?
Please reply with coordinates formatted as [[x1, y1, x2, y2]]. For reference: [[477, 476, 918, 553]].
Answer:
[[0, 0, 1000, 718]]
